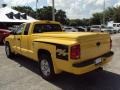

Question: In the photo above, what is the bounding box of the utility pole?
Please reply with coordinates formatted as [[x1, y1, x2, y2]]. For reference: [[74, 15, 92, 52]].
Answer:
[[52, 0, 55, 21], [103, 0, 105, 25], [36, 0, 38, 19]]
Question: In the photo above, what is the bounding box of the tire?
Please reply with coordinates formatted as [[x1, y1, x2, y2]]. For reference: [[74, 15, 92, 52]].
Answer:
[[38, 53, 55, 81], [5, 42, 14, 58]]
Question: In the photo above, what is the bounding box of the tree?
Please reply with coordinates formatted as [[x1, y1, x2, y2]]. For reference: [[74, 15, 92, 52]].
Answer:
[[55, 10, 67, 25], [12, 6, 68, 25], [113, 6, 120, 23], [91, 13, 103, 25], [36, 6, 68, 25], [36, 6, 54, 20], [104, 7, 114, 22], [91, 6, 120, 24]]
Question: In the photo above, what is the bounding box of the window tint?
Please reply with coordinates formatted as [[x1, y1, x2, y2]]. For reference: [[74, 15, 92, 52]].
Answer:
[[33, 24, 62, 33], [16, 24, 24, 35], [65, 28, 72, 29], [117, 24, 119, 27], [24, 23, 30, 35], [101, 26, 106, 28], [92, 26, 100, 28], [113, 24, 116, 27], [75, 27, 85, 31]]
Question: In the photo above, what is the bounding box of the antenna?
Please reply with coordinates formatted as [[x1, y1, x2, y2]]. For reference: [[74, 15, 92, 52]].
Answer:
[[36, 0, 38, 18]]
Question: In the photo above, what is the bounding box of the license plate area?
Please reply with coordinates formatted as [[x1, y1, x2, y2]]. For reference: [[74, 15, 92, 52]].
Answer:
[[94, 58, 102, 65]]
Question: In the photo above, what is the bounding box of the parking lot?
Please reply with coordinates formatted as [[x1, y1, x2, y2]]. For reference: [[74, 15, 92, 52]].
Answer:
[[0, 34, 120, 90]]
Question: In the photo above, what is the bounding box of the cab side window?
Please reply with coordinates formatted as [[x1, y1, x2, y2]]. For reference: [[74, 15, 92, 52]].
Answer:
[[16, 24, 24, 35], [24, 23, 30, 35], [33, 24, 42, 33]]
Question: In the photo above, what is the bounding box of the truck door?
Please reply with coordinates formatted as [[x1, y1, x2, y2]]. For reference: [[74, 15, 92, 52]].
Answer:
[[20, 23, 30, 56], [14, 24, 25, 54]]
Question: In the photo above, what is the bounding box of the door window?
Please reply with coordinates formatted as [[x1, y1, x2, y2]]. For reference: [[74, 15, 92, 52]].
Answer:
[[24, 23, 30, 35], [16, 24, 24, 35], [33, 24, 62, 33]]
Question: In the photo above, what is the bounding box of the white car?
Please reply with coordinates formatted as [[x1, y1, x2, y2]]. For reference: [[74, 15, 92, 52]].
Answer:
[[75, 26, 87, 32], [106, 27, 117, 34], [63, 27, 78, 32], [91, 25, 103, 32], [91, 25, 116, 34], [107, 22, 120, 33], [112, 23, 120, 33]]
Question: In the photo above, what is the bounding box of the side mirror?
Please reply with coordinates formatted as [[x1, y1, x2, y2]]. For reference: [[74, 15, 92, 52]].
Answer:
[[10, 31, 16, 35]]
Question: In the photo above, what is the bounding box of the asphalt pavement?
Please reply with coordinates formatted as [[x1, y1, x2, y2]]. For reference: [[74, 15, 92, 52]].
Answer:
[[0, 34, 120, 90]]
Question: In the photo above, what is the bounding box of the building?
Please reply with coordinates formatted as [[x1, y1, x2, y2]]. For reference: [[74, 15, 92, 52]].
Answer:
[[0, 6, 35, 29]]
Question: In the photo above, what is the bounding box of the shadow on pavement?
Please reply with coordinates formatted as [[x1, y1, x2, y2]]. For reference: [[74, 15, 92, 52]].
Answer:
[[10, 55, 120, 90]]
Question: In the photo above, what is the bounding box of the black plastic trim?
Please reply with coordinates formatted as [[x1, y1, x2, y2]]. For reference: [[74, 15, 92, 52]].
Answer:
[[73, 51, 114, 68]]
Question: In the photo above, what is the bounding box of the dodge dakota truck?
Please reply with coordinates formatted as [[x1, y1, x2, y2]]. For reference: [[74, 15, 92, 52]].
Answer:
[[5, 20, 114, 80]]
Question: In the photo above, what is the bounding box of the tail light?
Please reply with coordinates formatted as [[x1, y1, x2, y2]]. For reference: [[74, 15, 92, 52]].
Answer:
[[70, 44, 80, 59], [110, 38, 112, 49]]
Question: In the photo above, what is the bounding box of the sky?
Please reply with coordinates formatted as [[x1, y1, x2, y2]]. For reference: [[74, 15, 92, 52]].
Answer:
[[1, 0, 120, 19]]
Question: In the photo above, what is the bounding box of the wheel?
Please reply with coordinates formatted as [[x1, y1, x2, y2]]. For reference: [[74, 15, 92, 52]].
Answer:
[[5, 42, 14, 58], [38, 53, 55, 81]]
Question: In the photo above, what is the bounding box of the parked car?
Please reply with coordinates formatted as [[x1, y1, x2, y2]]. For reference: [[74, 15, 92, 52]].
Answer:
[[75, 26, 87, 32], [63, 27, 78, 32], [5, 20, 113, 80], [90, 25, 114, 34], [0, 29, 11, 44], [106, 27, 117, 34], [108, 23, 120, 33], [91, 25, 104, 32]]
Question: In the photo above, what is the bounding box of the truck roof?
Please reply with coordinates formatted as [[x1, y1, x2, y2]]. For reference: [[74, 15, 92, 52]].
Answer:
[[24, 20, 61, 24]]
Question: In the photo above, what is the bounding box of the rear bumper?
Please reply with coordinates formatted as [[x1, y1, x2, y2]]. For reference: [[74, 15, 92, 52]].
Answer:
[[69, 51, 114, 75]]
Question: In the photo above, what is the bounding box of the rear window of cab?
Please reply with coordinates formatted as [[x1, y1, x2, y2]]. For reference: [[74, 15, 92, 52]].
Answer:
[[33, 24, 62, 33]]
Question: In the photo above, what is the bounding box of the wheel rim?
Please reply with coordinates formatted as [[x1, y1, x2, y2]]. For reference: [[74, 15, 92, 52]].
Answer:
[[40, 59, 51, 77], [6, 45, 10, 56]]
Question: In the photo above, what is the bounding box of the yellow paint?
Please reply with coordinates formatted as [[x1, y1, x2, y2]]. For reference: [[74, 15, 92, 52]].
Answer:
[[5, 20, 113, 75]]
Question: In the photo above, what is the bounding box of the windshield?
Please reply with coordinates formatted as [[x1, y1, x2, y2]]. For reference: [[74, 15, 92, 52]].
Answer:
[[33, 24, 62, 33]]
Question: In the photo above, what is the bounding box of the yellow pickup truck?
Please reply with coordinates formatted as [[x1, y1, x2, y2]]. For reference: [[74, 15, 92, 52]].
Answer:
[[5, 20, 113, 80]]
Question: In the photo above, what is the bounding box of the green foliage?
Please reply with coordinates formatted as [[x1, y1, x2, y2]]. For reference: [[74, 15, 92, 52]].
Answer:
[[91, 6, 120, 25], [113, 6, 120, 23], [36, 6, 54, 20], [12, 5, 120, 26], [12, 6, 68, 25], [55, 10, 68, 25], [91, 13, 103, 25]]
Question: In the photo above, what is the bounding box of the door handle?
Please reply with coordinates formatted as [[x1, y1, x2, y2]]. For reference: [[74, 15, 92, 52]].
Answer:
[[17, 38, 20, 40]]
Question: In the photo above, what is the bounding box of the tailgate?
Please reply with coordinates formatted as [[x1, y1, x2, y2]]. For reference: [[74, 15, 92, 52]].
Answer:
[[78, 33, 111, 62]]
